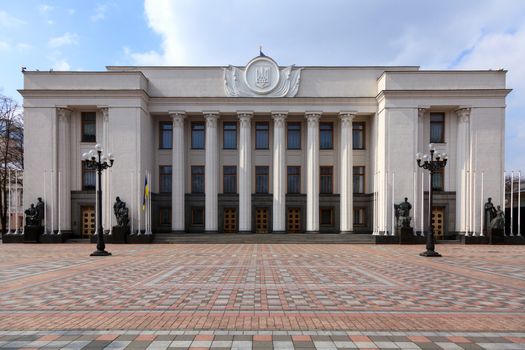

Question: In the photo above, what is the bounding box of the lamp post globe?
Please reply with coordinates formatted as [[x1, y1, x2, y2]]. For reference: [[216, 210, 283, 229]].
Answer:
[[83, 145, 114, 256], [416, 144, 448, 257]]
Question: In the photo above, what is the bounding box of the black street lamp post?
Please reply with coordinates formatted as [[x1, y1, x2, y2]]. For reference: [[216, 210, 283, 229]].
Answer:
[[416, 144, 447, 257], [83, 144, 114, 256]]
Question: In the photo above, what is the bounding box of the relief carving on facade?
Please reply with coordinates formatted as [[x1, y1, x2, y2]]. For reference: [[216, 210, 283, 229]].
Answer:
[[224, 56, 302, 97]]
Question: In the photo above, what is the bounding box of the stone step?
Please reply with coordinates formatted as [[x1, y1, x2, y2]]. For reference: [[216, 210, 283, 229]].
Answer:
[[153, 233, 375, 244]]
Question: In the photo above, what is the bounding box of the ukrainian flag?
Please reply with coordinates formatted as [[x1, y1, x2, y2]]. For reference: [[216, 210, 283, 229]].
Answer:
[[142, 175, 149, 210]]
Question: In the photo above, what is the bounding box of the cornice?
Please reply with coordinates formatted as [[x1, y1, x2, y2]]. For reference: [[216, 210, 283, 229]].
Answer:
[[18, 89, 150, 100], [376, 89, 511, 100]]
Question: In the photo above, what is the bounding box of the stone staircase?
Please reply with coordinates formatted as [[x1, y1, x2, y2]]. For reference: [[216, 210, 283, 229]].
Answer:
[[153, 233, 374, 244]]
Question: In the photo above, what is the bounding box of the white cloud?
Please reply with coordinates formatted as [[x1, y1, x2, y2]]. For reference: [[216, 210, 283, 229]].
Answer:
[[38, 4, 53, 13], [49, 32, 79, 48], [0, 41, 9, 50], [124, 0, 186, 65], [52, 59, 71, 71], [0, 11, 25, 28], [91, 4, 109, 22]]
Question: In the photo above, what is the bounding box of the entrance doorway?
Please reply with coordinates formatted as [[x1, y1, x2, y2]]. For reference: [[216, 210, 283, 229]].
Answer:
[[223, 208, 237, 233], [255, 208, 269, 233], [287, 208, 301, 233], [432, 207, 445, 239], [81, 206, 95, 238]]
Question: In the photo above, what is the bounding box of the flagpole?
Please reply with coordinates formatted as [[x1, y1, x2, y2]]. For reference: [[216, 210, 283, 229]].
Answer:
[[473, 171, 476, 236], [15, 170, 19, 233], [421, 172, 424, 236], [503, 171, 506, 235], [149, 170, 152, 234], [391, 172, 395, 236]]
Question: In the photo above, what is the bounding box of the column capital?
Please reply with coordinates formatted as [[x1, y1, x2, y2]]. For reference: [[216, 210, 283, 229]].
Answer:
[[204, 111, 219, 128], [272, 111, 287, 127], [56, 107, 72, 122], [339, 111, 357, 126], [97, 107, 109, 122], [237, 111, 253, 128], [170, 112, 186, 127], [456, 107, 471, 123], [305, 111, 321, 127], [418, 107, 428, 118]]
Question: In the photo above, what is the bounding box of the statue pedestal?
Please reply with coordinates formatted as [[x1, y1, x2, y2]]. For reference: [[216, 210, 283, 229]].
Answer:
[[399, 227, 425, 244], [127, 233, 154, 244], [2, 232, 24, 243], [490, 229, 525, 245], [24, 225, 43, 243], [109, 226, 129, 244]]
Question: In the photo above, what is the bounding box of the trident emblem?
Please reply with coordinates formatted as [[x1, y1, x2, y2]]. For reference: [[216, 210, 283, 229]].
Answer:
[[255, 66, 270, 88]]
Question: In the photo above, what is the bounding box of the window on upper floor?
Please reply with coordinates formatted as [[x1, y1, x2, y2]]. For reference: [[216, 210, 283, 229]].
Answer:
[[223, 166, 237, 193], [255, 166, 269, 194], [81, 112, 96, 143], [432, 167, 444, 191], [159, 122, 173, 149], [353, 166, 365, 194], [430, 113, 445, 143], [159, 166, 172, 193], [82, 161, 96, 191], [191, 166, 205, 193], [255, 122, 269, 149], [287, 122, 301, 150], [353, 122, 365, 149], [191, 123, 205, 149], [320, 166, 333, 194], [223, 122, 237, 149], [320, 122, 333, 149], [287, 166, 301, 194]]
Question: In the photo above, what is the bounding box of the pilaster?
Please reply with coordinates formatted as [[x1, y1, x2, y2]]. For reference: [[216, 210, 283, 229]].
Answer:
[[57, 107, 72, 232], [456, 107, 471, 235]]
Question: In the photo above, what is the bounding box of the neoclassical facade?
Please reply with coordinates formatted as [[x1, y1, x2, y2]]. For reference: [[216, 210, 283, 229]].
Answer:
[[20, 55, 509, 238]]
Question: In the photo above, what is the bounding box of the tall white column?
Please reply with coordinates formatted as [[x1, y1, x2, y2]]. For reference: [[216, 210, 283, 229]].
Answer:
[[272, 112, 287, 232], [57, 107, 71, 231], [339, 112, 356, 233], [238, 111, 253, 232], [306, 112, 321, 232], [171, 111, 186, 232], [455, 107, 471, 234], [205, 112, 219, 232]]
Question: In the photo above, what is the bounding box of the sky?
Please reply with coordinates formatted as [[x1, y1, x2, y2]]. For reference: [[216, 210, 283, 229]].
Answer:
[[0, 0, 524, 170]]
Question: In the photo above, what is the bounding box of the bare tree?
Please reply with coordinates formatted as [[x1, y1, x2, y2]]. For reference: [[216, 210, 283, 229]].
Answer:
[[0, 95, 24, 238]]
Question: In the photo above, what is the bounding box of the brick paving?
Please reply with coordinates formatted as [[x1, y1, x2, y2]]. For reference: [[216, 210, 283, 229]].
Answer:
[[0, 243, 524, 349]]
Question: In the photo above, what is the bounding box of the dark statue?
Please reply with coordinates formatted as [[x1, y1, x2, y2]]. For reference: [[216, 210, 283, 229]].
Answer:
[[113, 197, 129, 227], [24, 198, 44, 226], [489, 205, 505, 231], [394, 197, 412, 228], [484, 197, 497, 231]]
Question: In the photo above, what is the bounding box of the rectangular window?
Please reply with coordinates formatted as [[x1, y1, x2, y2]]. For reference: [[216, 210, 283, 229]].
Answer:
[[432, 167, 444, 191], [223, 122, 237, 149], [353, 166, 365, 194], [320, 166, 333, 194], [430, 113, 445, 143], [287, 166, 301, 194], [320, 122, 333, 149], [159, 207, 172, 226], [352, 122, 365, 149], [354, 207, 366, 226], [82, 161, 96, 191], [320, 208, 334, 225], [192, 207, 204, 225], [159, 122, 173, 149], [159, 166, 172, 193], [191, 123, 205, 149], [81, 112, 96, 143], [191, 166, 205, 193], [255, 122, 269, 149], [255, 166, 269, 194], [223, 166, 237, 193], [287, 122, 301, 149]]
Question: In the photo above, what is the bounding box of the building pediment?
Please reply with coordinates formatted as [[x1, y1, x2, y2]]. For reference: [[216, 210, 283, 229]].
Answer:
[[224, 55, 302, 97]]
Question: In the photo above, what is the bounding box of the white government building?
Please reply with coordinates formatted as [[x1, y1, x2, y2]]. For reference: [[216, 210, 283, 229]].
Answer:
[[20, 54, 509, 238]]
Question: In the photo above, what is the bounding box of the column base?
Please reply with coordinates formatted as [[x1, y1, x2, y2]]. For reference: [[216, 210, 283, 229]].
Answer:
[[205, 230, 219, 234], [272, 231, 286, 234], [339, 231, 353, 234], [306, 231, 320, 234], [238, 230, 254, 234]]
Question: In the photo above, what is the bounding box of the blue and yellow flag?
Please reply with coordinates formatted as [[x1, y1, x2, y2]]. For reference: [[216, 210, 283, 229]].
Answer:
[[142, 175, 149, 210]]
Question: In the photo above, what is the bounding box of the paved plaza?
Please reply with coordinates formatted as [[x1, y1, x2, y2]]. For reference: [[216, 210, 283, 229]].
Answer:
[[0, 243, 524, 349]]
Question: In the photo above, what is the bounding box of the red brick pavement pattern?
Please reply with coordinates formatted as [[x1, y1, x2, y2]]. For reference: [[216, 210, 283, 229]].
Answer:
[[0, 243, 524, 331]]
